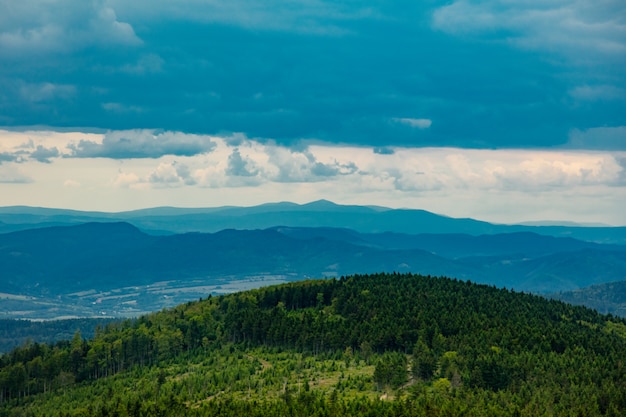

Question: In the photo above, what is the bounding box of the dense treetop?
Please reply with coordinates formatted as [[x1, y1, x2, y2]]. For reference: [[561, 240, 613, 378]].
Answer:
[[2, 273, 626, 416]]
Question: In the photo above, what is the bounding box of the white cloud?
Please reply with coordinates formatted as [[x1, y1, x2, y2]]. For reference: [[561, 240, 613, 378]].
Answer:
[[567, 126, 626, 150], [432, 0, 626, 64], [113, 171, 142, 189], [1, 129, 625, 225], [194, 164, 227, 188], [64, 179, 81, 188], [349, 147, 625, 194], [392, 118, 432, 129], [149, 161, 197, 187], [0, 0, 141, 59], [265, 146, 358, 183], [30, 145, 60, 163], [101, 103, 144, 114], [226, 149, 260, 177], [393, 170, 443, 192], [120, 54, 164, 75], [483, 154, 622, 190], [0, 165, 32, 183], [569, 85, 626, 101], [19, 82, 76, 103], [69, 130, 217, 159], [0, 130, 71, 163], [0, 129, 101, 156], [0, 152, 18, 164], [108, 0, 378, 35]]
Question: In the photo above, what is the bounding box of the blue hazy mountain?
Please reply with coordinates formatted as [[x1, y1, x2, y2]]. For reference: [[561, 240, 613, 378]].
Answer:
[[1, 222, 624, 298], [0, 222, 471, 295], [1, 200, 625, 244], [2, 202, 625, 318], [275, 227, 622, 258]]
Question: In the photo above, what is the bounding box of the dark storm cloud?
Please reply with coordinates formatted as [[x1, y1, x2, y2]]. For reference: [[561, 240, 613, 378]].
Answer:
[[68, 130, 216, 159], [1, 1, 625, 149]]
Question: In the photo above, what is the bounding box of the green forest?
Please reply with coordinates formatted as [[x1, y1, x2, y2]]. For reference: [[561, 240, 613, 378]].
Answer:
[[0, 319, 115, 354], [1, 273, 626, 416]]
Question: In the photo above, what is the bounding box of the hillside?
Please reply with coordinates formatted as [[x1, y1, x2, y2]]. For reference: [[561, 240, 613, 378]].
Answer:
[[1, 273, 625, 416], [0, 318, 115, 353], [551, 280, 626, 317]]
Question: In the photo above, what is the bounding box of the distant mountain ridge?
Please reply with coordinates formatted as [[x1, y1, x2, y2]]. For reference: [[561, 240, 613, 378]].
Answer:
[[276, 227, 623, 258], [1, 200, 625, 244], [1, 220, 625, 319], [2, 201, 625, 319], [0, 222, 463, 294]]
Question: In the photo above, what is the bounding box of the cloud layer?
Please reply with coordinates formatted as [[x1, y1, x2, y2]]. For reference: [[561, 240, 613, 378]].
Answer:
[[432, 0, 626, 63], [1, 2, 624, 226], [0, 1, 623, 149], [1, 129, 624, 225], [68, 130, 216, 158], [0, 0, 141, 58]]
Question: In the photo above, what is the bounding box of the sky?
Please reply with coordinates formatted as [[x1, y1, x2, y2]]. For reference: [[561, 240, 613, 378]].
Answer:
[[0, 0, 625, 225]]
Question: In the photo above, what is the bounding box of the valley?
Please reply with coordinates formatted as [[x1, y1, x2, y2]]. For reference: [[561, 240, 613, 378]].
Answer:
[[0, 275, 292, 320]]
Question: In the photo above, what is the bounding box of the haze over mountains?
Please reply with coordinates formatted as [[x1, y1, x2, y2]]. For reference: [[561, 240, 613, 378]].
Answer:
[[1, 200, 625, 319], [2, 200, 626, 243]]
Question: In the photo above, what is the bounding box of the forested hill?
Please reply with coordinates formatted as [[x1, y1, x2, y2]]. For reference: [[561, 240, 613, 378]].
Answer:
[[551, 280, 626, 317], [0, 318, 115, 353], [2, 273, 626, 416]]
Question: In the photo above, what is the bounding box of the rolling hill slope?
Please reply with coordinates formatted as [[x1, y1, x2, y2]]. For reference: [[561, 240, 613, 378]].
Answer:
[[2, 273, 626, 416], [551, 280, 626, 316]]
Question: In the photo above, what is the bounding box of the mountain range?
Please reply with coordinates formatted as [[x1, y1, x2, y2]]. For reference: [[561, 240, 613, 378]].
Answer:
[[1, 201, 625, 319], [2, 200, 626, 244]]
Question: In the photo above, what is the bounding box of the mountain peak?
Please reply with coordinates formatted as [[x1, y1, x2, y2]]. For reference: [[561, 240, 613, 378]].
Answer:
[[303, 199, 338, 208]]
